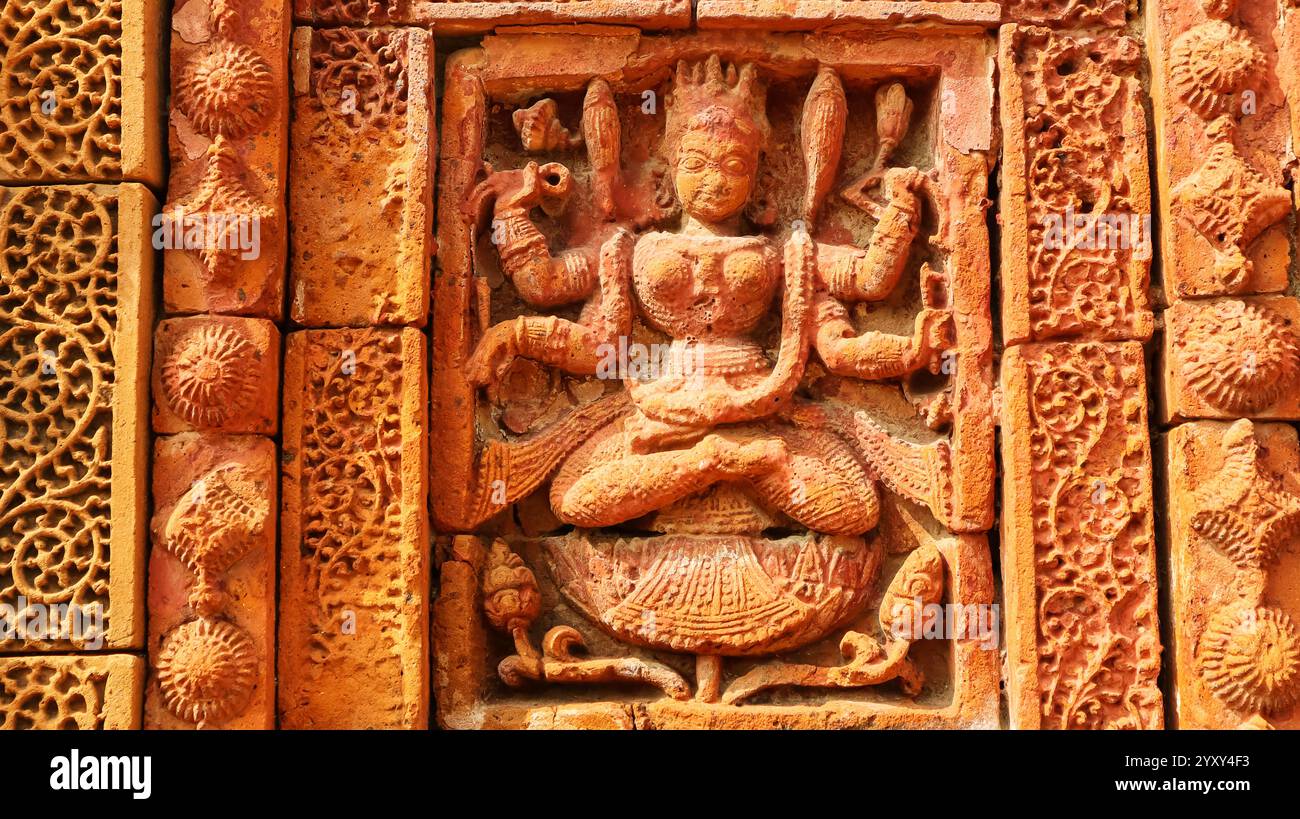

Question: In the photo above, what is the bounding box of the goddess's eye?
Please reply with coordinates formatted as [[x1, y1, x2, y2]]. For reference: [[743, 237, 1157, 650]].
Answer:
[[680, 155, 707, 172], [723, 156, 748, 174]]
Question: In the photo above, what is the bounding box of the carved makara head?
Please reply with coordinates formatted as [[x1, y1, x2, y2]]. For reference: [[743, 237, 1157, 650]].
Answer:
[[663, 56, 770, 223]]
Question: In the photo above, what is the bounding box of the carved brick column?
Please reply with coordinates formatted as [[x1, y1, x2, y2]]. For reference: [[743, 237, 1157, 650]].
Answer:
[[1150, 0, 1300, 729], [278, 22, 434, 728], [1, 0, 164, 729], [145, 0, 288, 729], [997, 21, 1164, 729]]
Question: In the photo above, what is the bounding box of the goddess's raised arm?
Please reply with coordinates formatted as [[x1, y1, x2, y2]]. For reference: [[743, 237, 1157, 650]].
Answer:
[[464, 160, 600, 307], [816, 167, 928, 302], [463, 175, 634, 387]]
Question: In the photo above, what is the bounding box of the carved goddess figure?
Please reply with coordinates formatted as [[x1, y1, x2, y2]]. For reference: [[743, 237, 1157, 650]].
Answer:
[[463, 56, 952, 538]]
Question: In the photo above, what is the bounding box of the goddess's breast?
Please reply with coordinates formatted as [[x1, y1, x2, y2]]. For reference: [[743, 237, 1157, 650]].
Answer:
[[632, 232, 780, 338]]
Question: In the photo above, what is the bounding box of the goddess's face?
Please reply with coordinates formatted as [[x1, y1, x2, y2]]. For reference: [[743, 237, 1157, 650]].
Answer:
[[674, 127, 758, 223]]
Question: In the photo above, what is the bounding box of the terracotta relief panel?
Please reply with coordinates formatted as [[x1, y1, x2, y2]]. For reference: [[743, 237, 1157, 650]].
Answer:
[[430, 29, 999, 729], [288, 26, 433, 328], [146, 433, 275, 729], [280, 328, 429, 728], [0, 184, 154, 653], [0, 0, 163, 185], [1000, 341, 1163, 729], [1148, 0, 1296, 299], [1165, 420, 1300, 729], [0, 655, 143, 729], [163, 0, 288, 318], [998, 25, 1153, 345], [291, 0, 691, 32]]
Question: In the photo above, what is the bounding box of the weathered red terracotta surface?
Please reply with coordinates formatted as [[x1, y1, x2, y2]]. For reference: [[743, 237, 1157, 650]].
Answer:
[[152, 316, 281, 435], [0, 655, 144, 729], [15, 0, 1300, 736], [1147, 0, 1295, 300], [697, 1, 1001, 29], [288, 26, 433, 328], [1161, 295, 1300, 423], [280, 328, 429, 728], [696, 1, 1128, 30], [291, 0, 691, 31], [1000, 342, 1163, 729], [147, 433, 276, 729], [1165, 420, 1300, 729]]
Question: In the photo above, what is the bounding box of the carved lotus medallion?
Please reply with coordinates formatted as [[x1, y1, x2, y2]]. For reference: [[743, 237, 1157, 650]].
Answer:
[[1197, 602, 1300, 715], [175, 41, 274, 139], [156, 618, 257, 726], [1181, 300, 1300, 415]]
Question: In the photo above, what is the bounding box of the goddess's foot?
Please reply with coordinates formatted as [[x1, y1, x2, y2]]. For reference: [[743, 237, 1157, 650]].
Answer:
[[698, 435, 789, 478]]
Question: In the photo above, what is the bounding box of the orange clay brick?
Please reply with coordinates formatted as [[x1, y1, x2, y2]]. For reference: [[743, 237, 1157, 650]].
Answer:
[[0, 184, 154, 653], [1161, 295, 1300, 423], [1164, 420, 1300, 729], [152, 316, 280, 435], [1000, 342, 1163, 729], [1147, 0, 1295, 299], [0, 654, 144, 729], [162, 0, 289, 318], [0, 0, 163, 186], [280, 328, 429, 728], [146, 433, 276, 729], [997, 25, 1152, 345], [287, 26, 433, 328], [292, 0, 690, 32]]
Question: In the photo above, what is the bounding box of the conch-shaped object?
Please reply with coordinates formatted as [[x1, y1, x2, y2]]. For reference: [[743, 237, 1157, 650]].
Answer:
[[512, 98, 582, 153], [800, 67, 846, 225]]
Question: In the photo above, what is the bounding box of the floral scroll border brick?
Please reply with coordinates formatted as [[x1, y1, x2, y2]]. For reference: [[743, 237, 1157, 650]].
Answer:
[[287, 25, 434, 328], [1, 183, 154, 653], [280, 328, 429, 729], [997, 25, 1153, 345], [1000, 341, 1163, 730]]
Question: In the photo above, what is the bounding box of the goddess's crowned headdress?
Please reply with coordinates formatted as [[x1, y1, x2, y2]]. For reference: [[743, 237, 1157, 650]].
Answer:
[[662, 55, 770, 163]]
